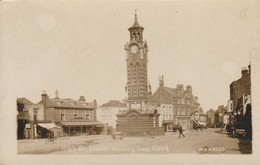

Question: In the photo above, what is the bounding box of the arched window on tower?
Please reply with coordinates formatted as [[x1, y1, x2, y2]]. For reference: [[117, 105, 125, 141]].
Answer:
[[133, 32, 136, 40], [137, 32, 140, 40]]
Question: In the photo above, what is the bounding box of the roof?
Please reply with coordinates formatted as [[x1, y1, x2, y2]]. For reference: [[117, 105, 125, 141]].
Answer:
[[58, 121, 104, 127], [17, 98, 34, 105], [164, 87, 177, 95], [128, 14, 144, 30], [151, 86, 176, 104], [38, 97, 95, 109], [101, 100, 126, 108]]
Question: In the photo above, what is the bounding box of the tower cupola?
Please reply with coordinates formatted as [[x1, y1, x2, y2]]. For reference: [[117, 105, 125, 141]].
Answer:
[[128, 12, 144, 42]]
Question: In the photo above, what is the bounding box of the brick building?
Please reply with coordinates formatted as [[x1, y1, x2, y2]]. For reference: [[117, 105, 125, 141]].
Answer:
[[151, 76, 203, 130], [17, 91, 104, 139], [228, 64, 251, 138], [38, 91, 104, 136], [229, 65, 251, 115]]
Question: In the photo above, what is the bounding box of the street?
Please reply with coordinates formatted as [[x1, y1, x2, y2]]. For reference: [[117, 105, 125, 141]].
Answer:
[[18, 128, 251, 154]]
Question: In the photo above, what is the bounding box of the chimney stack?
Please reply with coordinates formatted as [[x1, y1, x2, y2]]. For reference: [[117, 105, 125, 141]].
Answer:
[[186, 85, 192, 95], [41, 90, 47, 100], [241, 67, 248, 77], [94, 99, 97, 121], [41, 90, 47, 122], [79, 96, 86, 102], [159, 75, 164, 87]]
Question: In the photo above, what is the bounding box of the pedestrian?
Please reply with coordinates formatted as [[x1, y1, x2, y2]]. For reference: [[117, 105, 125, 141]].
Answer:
[[178, 125, 185, 138]]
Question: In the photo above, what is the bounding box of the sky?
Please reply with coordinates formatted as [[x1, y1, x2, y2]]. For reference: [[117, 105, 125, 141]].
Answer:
[[1, 0, 260, 112]]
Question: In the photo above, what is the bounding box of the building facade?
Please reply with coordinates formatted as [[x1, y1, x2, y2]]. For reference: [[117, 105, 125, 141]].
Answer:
[[17, 92, 104, 139], [38, 92, 104, 136], [17, 97, 63, 139], [229, 65, 251, 115], [214, 105, 227, 128], [17, 98, 35, 139], [206, 109, 215, 128], [97, 100, 126, 133], [227, 64, 251, 139], [151, 76, 203, 130]]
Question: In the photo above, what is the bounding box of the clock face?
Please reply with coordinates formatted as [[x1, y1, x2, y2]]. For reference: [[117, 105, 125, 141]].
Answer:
[[130, 45, 139, 54]]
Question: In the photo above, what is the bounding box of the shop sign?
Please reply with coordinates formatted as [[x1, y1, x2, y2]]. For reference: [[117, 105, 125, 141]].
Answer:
[[25, 124, 31, 129]]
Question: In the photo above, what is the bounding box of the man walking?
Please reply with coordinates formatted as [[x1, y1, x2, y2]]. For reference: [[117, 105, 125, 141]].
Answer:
[[178, 125, 185, 138]]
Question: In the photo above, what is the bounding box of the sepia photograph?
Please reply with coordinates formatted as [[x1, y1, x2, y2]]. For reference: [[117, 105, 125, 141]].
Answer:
[[0, 0, 260, 164]]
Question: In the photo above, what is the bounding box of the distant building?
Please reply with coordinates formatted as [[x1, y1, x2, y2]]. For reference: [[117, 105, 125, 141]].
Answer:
[[151, 76, 203, 130], [214, 105, 227, 128], [206, 109, 215, 127], [97, 100, 126, 130]]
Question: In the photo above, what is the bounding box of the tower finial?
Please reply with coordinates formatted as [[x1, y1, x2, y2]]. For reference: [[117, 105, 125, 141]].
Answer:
[[55, 89, 59, 99], [135, 9, 137, 17]]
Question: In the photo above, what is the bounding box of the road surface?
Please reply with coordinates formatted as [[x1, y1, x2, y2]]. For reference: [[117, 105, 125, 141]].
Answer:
[[18, 128, 251, 154]]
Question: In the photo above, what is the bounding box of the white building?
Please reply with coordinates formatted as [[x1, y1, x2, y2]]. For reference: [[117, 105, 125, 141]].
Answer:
[[97, 100, 126, 130], [156, 104, 174, 129]]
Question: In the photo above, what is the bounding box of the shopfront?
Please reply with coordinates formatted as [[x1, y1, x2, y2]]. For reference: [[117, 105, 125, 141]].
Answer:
[[58, 121, 105, 136], [37, 123, 63, 138]]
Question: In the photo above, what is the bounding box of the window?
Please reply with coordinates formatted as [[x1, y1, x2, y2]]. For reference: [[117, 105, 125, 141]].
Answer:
[[61, 114, 65, 121], [33, 110, 37, 120]]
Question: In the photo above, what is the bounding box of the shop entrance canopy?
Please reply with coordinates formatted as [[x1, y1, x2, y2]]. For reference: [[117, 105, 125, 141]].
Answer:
[[37, 123, 61, 129], [59, 121, 104, 127]]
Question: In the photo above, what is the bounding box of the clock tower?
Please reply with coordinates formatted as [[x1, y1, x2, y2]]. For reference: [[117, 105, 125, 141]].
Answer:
[[124, 13, 151, 102], [116, 12, 161, 136]]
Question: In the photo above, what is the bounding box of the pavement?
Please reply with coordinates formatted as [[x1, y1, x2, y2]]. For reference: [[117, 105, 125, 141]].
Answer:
[[17, 128, 252, 154]]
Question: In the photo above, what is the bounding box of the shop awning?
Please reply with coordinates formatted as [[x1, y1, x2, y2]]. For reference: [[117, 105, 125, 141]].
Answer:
[[37, 123, 62, 129], [58, 121, 105, 127]]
